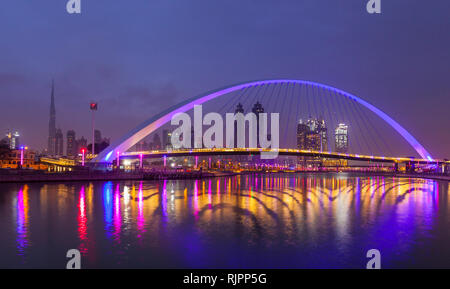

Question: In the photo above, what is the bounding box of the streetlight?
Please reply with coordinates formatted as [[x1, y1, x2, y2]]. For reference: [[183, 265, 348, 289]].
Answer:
[[81, 148, 86, 166], [90, 102, 98, 156], [20, 146, 28, 167]]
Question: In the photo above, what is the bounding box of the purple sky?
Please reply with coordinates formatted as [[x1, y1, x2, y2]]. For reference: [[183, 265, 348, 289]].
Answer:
[[0, 0, 449, 158]]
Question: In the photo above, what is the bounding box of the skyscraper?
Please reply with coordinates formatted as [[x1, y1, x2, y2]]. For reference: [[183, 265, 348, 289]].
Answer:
[[66, 130, 76, 157], [252, 101, 264, 147], [152, 133, 161, 150], [296, 120, 309, 150], [335, 123, 349, 153], [306, 117, 327, 151], [47, 80, 56, 156], [55, 128, 64, 156], [5, 131, 20, 150], [94, 130, 102, 145], [77, 136, 87, 154], [163, 129, 172, 150]]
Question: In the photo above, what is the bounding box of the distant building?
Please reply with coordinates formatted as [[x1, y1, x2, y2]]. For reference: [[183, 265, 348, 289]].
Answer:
[[297, 120, 309, 150], [0, 149, 47, 170], [335, 123, 349, 153], [297, 117, 328, 151], [152, 133, 161, 150], [55, 129, 64, 156], [5, 131, 20, 150], [306, 117, 327, 151], [94, 130, 102, 146], [66, 130, 76, 157], [48, 80, 57, 156], [306, 131, 321, 151], [163, 129, 172, 150], [297, 118, 329, 167], [134, 140, 149, 152]]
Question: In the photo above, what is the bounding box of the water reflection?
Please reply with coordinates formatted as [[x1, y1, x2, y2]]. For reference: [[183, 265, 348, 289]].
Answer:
[[3, 174, 450, 268], [78, 186, 88, 254], [16, 185, 29, 257]]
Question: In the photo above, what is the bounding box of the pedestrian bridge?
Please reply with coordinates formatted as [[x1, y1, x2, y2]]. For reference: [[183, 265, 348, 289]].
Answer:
[[121, 148, 449, 165]]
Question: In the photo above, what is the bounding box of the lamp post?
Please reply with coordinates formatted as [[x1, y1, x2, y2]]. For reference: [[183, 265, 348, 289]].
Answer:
[[81, 148, 86, 166], [116, 151, 120, 168], [90, 102, 98, 156]]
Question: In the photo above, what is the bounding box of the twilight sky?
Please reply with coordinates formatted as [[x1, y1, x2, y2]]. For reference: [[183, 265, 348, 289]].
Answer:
[[0, 0, 449, 158]]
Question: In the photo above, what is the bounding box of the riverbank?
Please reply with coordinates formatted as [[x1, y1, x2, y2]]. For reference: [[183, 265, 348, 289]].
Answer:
[[0, 169, 447, 183]]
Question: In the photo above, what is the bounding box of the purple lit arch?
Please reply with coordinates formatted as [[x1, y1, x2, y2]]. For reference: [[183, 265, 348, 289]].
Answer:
[[94, 79, 433, 162]]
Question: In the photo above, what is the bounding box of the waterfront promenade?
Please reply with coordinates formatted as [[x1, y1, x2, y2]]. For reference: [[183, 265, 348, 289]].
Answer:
[[0, 169, 448, 183]]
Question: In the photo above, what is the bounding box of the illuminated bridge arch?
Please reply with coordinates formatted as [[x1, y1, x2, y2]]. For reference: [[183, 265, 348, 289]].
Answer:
[[94, 79, 433, 163]]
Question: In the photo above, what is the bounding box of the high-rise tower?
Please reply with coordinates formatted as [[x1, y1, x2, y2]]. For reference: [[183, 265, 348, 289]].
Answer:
[[252, 101, 265, 147], [47, 80, 56, 156], [67, 130, 76, 157]]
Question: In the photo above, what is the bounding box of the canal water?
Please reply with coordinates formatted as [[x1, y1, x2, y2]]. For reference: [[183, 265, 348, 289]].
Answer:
[[0, 173, 449, 269]]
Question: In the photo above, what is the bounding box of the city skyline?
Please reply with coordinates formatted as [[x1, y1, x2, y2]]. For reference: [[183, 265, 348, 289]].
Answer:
[[1, 0, 450, 272], [0, 1, 449, 158]]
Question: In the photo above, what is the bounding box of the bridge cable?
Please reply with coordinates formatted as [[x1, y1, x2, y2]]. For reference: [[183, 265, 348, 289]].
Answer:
[[332, 90, 364, 154], [321, 87, 335, 152], [294, 84, 302, 148], [305, 84, 311, 119], [282, 83, 294, 147], [339, 90, 371, 154], [311, 84, 320, 121], [339, 91, 373, 155], [348, 98, 379, 155], [269, 83, 285, 120]]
